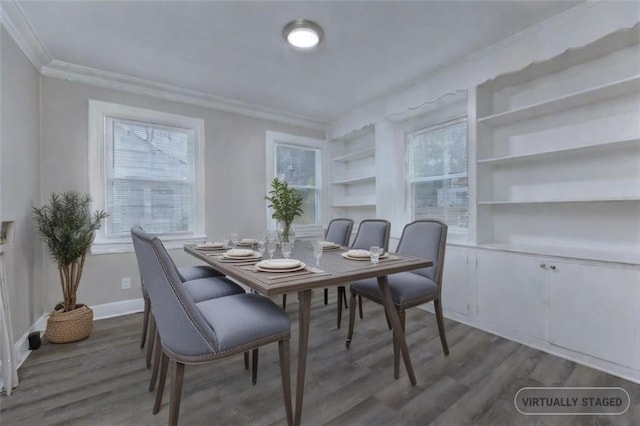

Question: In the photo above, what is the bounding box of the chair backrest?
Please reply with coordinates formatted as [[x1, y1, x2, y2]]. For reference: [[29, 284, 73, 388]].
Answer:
[[131, 226, 219, 358], [325, 218, 354, 246], [351, 219, 391, 251], [396, 220, 447, 284]]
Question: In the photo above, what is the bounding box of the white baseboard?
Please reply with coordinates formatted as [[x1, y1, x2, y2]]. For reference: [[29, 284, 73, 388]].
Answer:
[[13, 298, 145, 371]]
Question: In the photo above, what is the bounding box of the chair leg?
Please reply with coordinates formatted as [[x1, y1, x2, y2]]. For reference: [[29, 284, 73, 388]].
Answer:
[[244, 351, 249, 370], [146, 316, 156, 368], [346, 292, 357, 349], [434, 299, 449, 355], [278, 339, 293, 426], [336, 287, 344, 329], [252, 348, 259, 385], [384, 309, 392, 330], [324, 288, 328, 305], [153, 351, 169, 414], [141, 297, 150, 349], [343, 288, 348, 309], [169, 361, 185, 426], [358, 295, 363, 319], [393, 310, 406, 380], [282, 294, 287, 310], [149, 331, 161, 392]]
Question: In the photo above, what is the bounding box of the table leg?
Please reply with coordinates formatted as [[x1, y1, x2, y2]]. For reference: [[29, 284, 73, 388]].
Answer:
[[294, 289, 312, 426], [377, 276, 417, 385]]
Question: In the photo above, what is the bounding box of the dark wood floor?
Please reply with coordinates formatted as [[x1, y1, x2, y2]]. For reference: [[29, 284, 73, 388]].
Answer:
[[2, 292, 638, 425]]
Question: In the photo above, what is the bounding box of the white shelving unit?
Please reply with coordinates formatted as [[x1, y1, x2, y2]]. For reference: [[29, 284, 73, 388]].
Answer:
[[474, 25, 640, 265], [329, 125, 376, 227]]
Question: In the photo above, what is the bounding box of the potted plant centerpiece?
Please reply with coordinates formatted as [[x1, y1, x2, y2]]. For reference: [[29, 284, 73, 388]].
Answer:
[[265, 178, 303, 242], [33, 191, 108, 343]]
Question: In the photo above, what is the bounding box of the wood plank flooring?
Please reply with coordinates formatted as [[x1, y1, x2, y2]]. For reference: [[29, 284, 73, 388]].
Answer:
[[2, 293, 638, 425]]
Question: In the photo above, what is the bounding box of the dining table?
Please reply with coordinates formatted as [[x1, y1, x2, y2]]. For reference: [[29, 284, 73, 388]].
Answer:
[[185, 241, 432, 426]]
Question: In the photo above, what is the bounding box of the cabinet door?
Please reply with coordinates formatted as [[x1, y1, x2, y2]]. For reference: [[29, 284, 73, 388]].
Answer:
[[476, 250, 547, 341], [547, 262, 640, 370], [441, 246, 469, 316]]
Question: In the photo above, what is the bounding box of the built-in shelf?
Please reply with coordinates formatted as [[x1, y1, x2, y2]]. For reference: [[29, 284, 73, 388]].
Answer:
[[478, 75, 640, 127], [331, 176, 375, 185], [331, 202, 376, 208], [477, 138, 640, 166], [478, 197, 640, 205], [331, 148, 375, 162]]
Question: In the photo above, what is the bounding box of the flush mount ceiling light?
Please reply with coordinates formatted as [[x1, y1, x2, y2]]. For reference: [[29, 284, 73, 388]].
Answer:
[[282, 19, 324, 50]]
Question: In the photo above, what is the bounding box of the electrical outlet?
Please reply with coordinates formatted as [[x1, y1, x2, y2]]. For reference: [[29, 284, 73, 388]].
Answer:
[[121, 277, 131, 290]]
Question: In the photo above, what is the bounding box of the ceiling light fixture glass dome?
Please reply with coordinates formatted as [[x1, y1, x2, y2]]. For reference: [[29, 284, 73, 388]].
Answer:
[[282, 19, 324, 50]]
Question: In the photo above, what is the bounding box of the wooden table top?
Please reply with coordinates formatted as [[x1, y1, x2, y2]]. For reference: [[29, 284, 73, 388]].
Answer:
[[185, 242, 433, 296]]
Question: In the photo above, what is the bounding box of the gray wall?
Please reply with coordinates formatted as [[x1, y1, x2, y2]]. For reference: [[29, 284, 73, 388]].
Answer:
[[40, 76, 324, 309], [1, 27, 44, 339]]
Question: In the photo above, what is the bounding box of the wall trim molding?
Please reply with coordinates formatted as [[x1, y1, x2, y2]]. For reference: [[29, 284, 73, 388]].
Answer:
[[41, 61, 327, 130], [0, 1, 326, 131], [0, 1, 51, 70], [12, 298, 144, 373]]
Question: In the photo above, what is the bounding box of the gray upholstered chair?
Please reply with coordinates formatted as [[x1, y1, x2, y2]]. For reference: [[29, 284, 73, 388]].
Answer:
[[346, 220, 449, 379], [336, 219, 390, 328], [131, 226, 253, 392], [131, 227, 293, 426], [323, 218, 354, 305]]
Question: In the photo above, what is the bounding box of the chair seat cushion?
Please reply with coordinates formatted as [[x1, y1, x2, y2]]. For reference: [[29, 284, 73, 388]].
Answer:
[[177, 265, 223, 281], [183, 277, 244, 303], [350, 272, 439, 306], [196, 293, 290, 352]]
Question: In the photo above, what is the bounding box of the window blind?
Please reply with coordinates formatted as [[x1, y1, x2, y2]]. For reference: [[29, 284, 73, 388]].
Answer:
[[275, 144, 320, 225], [406, 119, 468, 231], [105, 118, 196, 236]]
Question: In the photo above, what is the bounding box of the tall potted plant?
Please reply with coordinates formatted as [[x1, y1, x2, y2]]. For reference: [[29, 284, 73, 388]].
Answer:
[[265, 178, 303, 242], [33, 191, 108, 343]]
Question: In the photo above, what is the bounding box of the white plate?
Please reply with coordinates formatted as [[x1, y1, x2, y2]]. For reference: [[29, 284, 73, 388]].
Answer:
[[237, 239, 257, 246], [222, 252, 262, 260], [257, 259, 302, 270], [256, 262, 306, 273], [346, 249, 371, 258], [196, 242, 225, 250], [341, 252, 389, 261], [320, 241, 339, 248], [224, 248, 256, 258]]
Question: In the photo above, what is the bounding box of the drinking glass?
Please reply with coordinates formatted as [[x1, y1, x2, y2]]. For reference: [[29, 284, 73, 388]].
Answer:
[[257, 240, 266, 258], [369, 246, 383, 264], [312, 239, 323, 267], [281, 241, 292, 259], [230, 233, 240, 247], [266, 240, 277, 260]]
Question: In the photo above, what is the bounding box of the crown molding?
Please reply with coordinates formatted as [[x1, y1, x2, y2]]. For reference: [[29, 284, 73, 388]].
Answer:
[[41, 61, 327, 131], [0, 1, 51, 70], [1, 1, 326, 131]]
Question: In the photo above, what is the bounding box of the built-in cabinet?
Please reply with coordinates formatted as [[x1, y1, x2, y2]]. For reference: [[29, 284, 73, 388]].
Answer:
[[473, 249, 640, 377], [329, 125, 376, 227], [473, 25, 640, 265]]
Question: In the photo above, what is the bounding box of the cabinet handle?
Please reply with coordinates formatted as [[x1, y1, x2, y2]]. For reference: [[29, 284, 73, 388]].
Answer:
[[539, 263, 547, 269], [549, 265, 556, 270]]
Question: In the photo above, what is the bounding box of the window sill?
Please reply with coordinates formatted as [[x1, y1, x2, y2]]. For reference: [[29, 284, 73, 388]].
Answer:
[[91, 234, 207, 255]]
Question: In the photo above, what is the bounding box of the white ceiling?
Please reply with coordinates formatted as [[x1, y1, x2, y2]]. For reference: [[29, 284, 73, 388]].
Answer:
[[16, 1, 581, 124]]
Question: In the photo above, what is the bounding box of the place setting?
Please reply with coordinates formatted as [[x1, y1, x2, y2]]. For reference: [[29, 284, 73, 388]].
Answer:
[[341, 246, 393, 264], [209, 248, 262, 263], [195, 241, 230, 252]]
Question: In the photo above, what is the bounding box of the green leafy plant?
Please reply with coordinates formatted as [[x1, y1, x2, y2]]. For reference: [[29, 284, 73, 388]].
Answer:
[[33, 191, 108, 312], [265, 178, 303, 242]]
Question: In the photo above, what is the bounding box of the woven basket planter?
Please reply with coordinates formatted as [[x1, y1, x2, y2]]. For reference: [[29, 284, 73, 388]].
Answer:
[[45, 304, 93, 344]]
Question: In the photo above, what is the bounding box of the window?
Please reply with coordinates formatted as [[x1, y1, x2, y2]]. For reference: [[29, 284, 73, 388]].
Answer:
[[266, 131, 324, 236], [89, 101, 205, 253], [406, 118, 468, 234]]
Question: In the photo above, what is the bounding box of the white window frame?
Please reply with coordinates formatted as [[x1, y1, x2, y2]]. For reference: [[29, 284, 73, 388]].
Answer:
[[265, 131, 325, 238], [89, 100, 206, 254], [404, 116, 469, 239]]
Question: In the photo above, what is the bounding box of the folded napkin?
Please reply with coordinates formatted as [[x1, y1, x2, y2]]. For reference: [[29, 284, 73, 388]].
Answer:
[[347, 249, 370, 258]]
